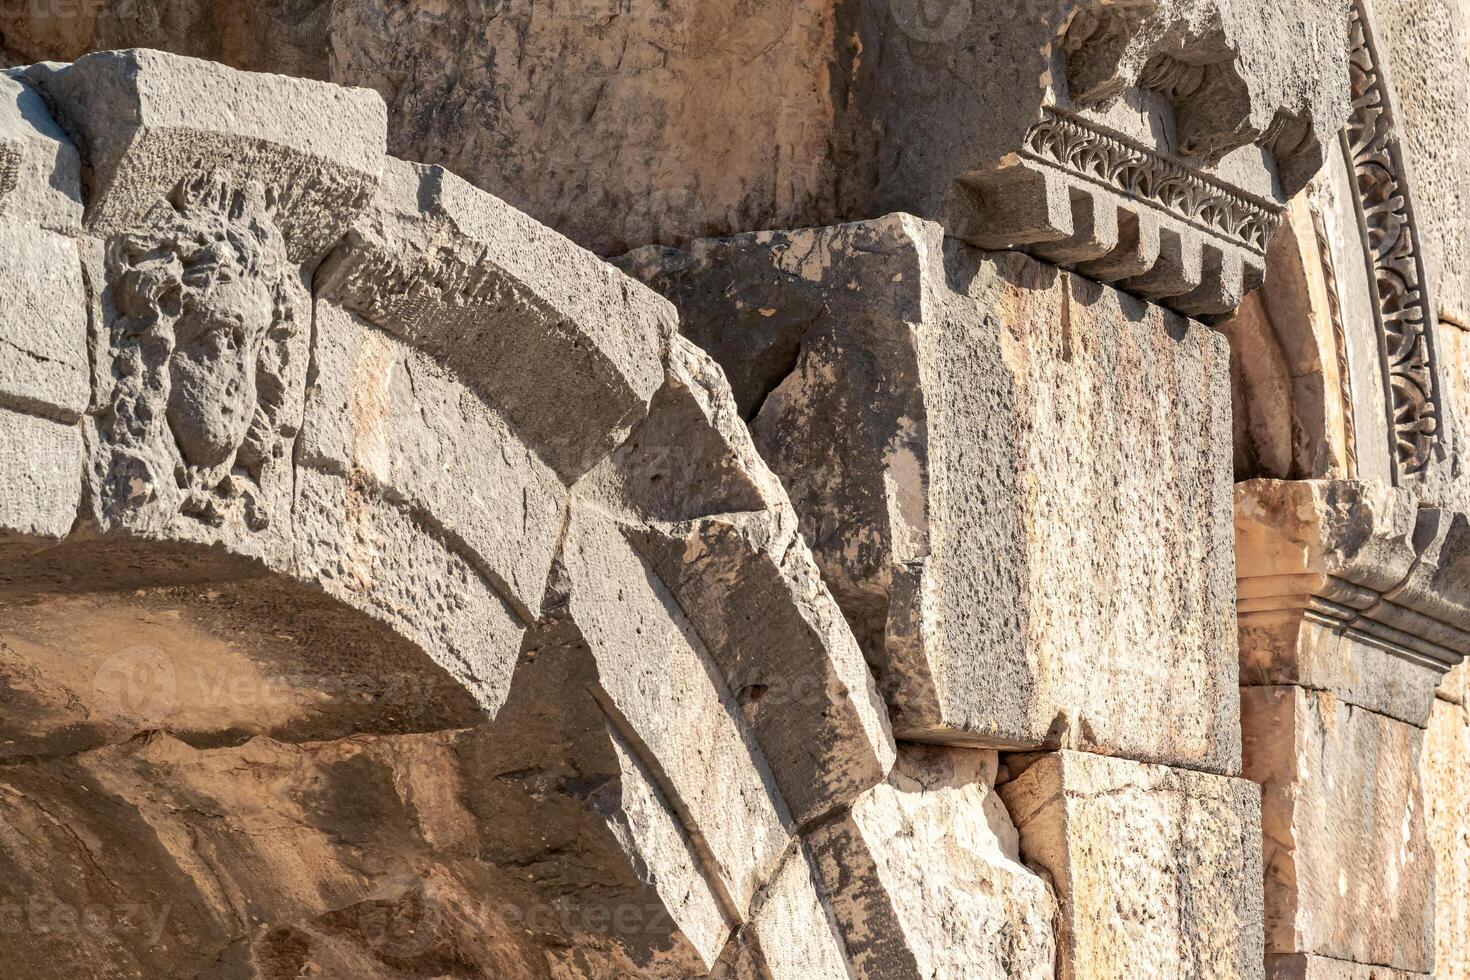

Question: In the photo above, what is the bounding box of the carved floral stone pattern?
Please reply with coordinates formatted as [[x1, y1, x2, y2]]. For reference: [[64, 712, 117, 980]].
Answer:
[[1343, 0, 1444, 479], [100, 172, 302, 532], [1021, 109, 1282, 252]]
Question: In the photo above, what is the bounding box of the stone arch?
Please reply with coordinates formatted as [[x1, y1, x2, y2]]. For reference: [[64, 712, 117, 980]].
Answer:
[[0, 48, 900, 979]]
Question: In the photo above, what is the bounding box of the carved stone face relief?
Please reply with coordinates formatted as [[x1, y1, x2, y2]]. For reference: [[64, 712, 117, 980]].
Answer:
[[101, 173, 302, 532]]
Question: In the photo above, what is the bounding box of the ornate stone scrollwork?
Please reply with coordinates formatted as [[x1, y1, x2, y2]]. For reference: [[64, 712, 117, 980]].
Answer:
[[99, 172, 305, 532], [1342, 0, 1445, 480], [1021, 109, 1282, 253]]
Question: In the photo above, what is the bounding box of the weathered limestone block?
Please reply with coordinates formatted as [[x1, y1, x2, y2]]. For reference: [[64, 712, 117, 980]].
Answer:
[[1237, 479, 1470, 725], [804, 746, 1056, 980], [292, 467, 526, 720], [998, 750, 1265, 980], [1266, 955, 1431, 980], [0, 408, 80, 552], [1241, 686, 1434, 973], [0, 73, 86, 423], [300, 301, 565, 621], [1422, 696, 1470, 978], [632, 215, 1240, 773], [25, 47, 383, 261], [557, 502, 792, 919], [317, 157, 673, 482], [1440, 658, 1468, 704], [585, 335, 895, 826], [711, 844, 851, 980], [468, 615, 740, 975]]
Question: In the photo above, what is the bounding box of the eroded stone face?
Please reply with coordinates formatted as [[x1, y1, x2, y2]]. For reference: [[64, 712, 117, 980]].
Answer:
[[631, 215, 1240, 774], [1242, 686, 1434, 973], [98, 174, 306, 543], [806, 746, 1057, 980], [1421, 695, 1470, 979], [999, 750, 1266, 980]]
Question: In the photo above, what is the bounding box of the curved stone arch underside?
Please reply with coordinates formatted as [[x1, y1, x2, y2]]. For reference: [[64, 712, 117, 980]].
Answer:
[[0, 48, 975, 979]]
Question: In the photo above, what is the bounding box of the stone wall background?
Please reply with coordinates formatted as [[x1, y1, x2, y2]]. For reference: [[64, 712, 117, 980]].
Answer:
[[0, 1, 1467, 979]]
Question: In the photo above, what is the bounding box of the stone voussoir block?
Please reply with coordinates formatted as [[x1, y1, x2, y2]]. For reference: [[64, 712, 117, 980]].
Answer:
[[317, 156, 674, 483], [998, 749, 1266, 980], [24, 47, 385, 262], [804, 745, 1057, 980], [588, 334, 895, 827], [631, 213, 1241, 774]]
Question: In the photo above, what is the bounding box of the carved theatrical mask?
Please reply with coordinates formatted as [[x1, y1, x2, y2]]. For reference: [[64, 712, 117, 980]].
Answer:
[[103, 174, 302, 531]]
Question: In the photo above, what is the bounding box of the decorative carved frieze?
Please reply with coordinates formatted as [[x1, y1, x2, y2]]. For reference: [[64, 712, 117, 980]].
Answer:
[[1342, 0, 1445, 480], [951, 1, 1350, 321], [1021, 109, 1281, 253]]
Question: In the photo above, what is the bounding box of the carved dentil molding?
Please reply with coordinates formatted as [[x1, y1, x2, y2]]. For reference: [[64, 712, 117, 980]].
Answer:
[[1021, 108, 1282, 254]]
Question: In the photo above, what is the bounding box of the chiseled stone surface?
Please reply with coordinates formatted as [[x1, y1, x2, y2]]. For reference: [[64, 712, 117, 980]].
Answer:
[[0, 0, 1350, 266], [317, 156, 674, 483], [589, 335, 895, 827], [1422, 696, 1470, 979], [0, 11, 1466, 980], [1266, 954, 1431, 979], [712, 843, 851, 980], [0, 73, 86, 423], [805, 746, 1056, 980], [631, 215, 1240, 774], [0, 408, 80, 551], [998, 749, 1264, 980], [1373, 0, 1470, 329], [1241, 686, 1434, 973]]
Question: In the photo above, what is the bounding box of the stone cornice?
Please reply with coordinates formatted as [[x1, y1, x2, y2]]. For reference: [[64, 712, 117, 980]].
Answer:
[[1021, 108, 1282, 255], [1236, 479, 1470, 673]]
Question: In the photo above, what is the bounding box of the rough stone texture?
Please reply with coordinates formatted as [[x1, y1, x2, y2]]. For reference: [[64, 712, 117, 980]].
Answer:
[[0, 1, 1350, 279], [0, 73, 86, 423], [1422, 695, 1470, 979], [0, 9, 1467, 979], [804, 746, 1056, 980], [998, 750, 1265, 980], [1236, 478, 1470, 726], [583, 334, 895, 826], [24, 47, 384, 261], [1266, 955, 1431, 979], [711, 843, 852, 980], [1241, 686, 1434, 973], [1372, 0, 1470, 329], [0, 408, 80, 551], [300, 301, 565, 622], [631, 215, 1240, 773], [317, 157, 673, 482]]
